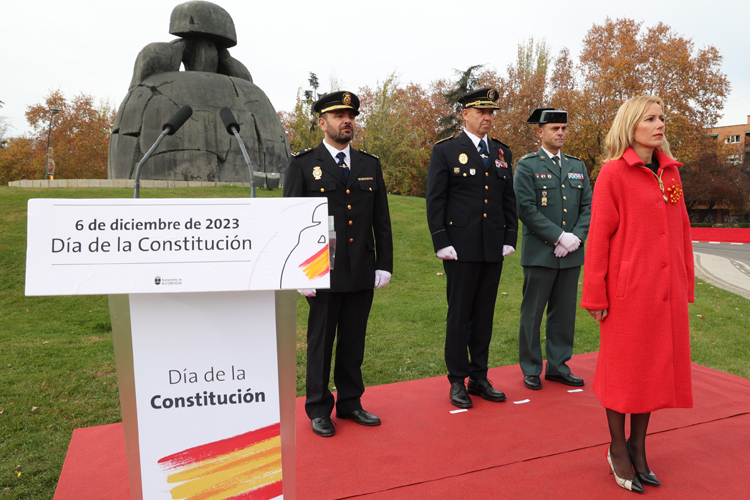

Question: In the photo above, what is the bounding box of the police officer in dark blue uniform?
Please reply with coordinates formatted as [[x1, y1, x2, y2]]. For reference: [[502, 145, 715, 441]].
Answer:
[[426, 88, 518, 408], [283, 91, 393, 437]]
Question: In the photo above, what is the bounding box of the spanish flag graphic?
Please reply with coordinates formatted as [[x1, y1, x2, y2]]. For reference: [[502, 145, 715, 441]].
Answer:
[[299, 245, 329, 280], [158, 423, 283, 500]]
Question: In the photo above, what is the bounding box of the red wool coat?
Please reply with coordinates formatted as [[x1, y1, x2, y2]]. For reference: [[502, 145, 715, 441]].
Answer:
[[581, 148, 694, 414]]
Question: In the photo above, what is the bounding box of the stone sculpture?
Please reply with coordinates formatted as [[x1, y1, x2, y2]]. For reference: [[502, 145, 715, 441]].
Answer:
[[108, 1, 290, 183]]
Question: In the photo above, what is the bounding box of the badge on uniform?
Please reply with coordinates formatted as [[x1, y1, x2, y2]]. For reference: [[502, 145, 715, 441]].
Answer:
[[454, 167, 461, 175], [470, 168, 476, 176], [459, 153, 468, 164], [535, 173, 540, 179], [541, 190, 548, 206], [313, 166, 322, 180], [568, 172, 584, 180], [496, 159, 507, 169]]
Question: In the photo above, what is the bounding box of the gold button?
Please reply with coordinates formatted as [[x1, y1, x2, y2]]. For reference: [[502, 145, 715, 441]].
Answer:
[[463, 173, 467, 177], [369, 187, 372, 191], [485, 186, 488, 190], [484, 199, 488, 204], [483, 213, 487, 218], [449, 222, 453, 225], [348, 220, 353, 225], [544, 241, 547, 244], [543, 186, 547, 189], [349, 238, 354, 243], [562, 221, 567, 225], [564, 209, 568, 212], [346, 189, 351, 194], [347, 205, 352, 210], [320, 188, 325, 192], [485, 172, 489, 177], [563, 196, 567, 200], [562, 184, 566, 188]]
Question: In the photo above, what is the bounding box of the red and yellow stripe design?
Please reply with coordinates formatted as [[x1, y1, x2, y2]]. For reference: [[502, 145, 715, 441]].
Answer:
[[158, 423, 283, 500], [299, 245, 329, 280]]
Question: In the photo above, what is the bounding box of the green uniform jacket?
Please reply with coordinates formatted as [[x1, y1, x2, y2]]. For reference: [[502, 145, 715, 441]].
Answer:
[[514, 148, 592, 268]]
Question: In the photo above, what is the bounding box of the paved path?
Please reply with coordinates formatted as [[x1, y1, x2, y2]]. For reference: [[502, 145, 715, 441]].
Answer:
[[693, 242, 750, 300]]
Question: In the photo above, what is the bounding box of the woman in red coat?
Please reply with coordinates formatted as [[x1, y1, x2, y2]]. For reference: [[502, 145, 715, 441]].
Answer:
[[581, 95, 694, 494]]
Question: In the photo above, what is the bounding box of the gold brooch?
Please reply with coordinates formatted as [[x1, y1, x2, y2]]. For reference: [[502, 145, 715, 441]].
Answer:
[[343, 93, 351, 106], [313, 166, 322, 180], [459, 153, 468, 164]]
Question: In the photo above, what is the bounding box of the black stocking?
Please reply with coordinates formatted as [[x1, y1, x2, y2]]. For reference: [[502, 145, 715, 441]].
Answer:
[[605, 408, 635, 480], [628, 412, 652, 473]]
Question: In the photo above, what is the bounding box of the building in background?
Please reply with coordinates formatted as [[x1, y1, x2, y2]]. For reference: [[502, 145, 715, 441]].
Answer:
[[710, 115, 750, 165]]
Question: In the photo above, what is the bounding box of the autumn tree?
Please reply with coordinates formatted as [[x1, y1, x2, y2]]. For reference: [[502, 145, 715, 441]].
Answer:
[[355, 73, 431, 195], [0, 90, 114, 182], [569, 18, 730, 179]]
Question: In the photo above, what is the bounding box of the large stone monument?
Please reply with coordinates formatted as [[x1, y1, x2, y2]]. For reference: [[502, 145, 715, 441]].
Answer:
[[108, 1, 290, 183]]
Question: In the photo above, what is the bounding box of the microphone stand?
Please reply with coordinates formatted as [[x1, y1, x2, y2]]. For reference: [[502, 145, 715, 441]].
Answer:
[[133, 130, 168, 199], [232, 128, 256, 199]]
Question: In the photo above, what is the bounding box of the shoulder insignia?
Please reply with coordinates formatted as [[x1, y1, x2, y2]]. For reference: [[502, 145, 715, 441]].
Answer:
[[563, 153, 582, 161], [291, 148, 313, 157], [359, 150, 379, 159], [520, 152, 538, 160], [490, 137, 510, 149], [435, 136, 455, 145]]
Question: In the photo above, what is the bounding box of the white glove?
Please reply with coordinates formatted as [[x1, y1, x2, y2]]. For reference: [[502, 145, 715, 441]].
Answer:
[[436, 246, 458, 260], [374, 270, 392, 289], [558, 232, 581, 253], [554, 244, 569, 258], [297, 289, 316, 297], [502, 245, 515, 257]]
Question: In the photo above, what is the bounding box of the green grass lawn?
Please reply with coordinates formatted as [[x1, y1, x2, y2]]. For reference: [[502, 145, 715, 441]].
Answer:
[[1, 185, 749, 498]]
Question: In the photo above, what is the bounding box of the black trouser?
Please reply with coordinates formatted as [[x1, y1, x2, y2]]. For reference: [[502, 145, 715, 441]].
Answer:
[[443, 260, 503, 384], [304, 289, 374, 419]]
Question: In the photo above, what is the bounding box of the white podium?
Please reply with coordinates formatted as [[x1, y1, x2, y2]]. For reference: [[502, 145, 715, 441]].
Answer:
[[26, 198, 330, 500]]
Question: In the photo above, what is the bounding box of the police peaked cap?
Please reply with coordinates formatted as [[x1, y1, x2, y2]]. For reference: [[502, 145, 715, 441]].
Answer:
[[313, 91, 360, 116], [526, 107, 568, 124], [458, 88, 500, 109]]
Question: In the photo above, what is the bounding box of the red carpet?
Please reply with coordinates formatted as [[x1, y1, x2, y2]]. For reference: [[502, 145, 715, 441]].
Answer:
[[55, 352, 750, 499], [691, 227, 750, 243]]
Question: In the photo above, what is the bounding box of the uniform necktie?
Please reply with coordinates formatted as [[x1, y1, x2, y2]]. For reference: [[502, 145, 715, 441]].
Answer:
[[336, 152, 349, 182], [478, 139, 489, 168], [552, 156, 560, 168]]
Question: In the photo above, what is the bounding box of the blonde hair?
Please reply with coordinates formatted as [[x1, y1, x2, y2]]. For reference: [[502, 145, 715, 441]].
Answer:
[[603, 95, 673, 162]]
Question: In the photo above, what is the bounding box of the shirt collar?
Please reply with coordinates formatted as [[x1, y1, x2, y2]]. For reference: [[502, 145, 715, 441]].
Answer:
[[463, 128, 488, 149], [542, 147, 560, 163], [323, 141, 351, 166]]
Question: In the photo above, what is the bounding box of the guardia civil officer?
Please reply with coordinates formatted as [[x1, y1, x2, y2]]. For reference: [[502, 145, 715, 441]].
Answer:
[[283, 91, 393, 437], [426, 88, 518, 408], [515, 108, 592, 390]]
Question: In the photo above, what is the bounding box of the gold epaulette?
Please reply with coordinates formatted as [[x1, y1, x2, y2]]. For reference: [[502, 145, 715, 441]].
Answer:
[[563, 153, 582, 161], [435, 135, 456, 145], [359, 150, 379, 159], [291, 148, 313, 157]]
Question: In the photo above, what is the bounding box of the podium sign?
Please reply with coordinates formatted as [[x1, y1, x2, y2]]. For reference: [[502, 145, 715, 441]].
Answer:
[[26, 198, 325, 500], [26, 198, 330, 295]]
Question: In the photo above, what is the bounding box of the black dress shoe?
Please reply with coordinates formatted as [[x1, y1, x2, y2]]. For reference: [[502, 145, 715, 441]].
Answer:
[[450, 381, 472, 408], [335, 409, 381, 426], [524, 375, 542, 390], [545, 372, 584, 387], [311, 416, 335, 437], [467, 378, 506, 402], [627, 439, 660, 487]]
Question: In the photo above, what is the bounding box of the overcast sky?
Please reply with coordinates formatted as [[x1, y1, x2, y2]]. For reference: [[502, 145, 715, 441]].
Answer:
[[2, 0, 748, 137]]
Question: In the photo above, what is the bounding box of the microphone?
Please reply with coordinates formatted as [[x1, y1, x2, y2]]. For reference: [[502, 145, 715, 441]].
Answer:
[[133, 106, 193, 198], [220, 107, 256, 198], [220, 107, 240, 135], [163, 105, 193, 135]]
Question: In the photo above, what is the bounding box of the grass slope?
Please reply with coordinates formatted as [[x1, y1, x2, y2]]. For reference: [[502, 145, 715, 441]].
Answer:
[[1, 186, 748, 498]]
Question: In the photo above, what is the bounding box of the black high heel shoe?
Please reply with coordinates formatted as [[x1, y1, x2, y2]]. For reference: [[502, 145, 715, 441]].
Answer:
[[607, 447, 644, 494], [627, 440, 661, 487]]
